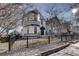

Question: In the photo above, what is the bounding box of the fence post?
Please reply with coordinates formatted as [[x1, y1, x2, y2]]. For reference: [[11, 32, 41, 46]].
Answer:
[[48, 35, 50, 44], [8, 35, 11, 51], [61, 35, 62, 41], [65, 35, 67, 41], [71, 35, 73, 40], [27, 36, 28, 48]]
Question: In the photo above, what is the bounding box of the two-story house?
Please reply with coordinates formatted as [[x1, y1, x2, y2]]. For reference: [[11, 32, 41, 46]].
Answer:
[[21, 9, 46, 35]]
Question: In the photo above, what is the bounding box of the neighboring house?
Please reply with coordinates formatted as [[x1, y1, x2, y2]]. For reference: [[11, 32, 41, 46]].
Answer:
[[46, 16, 72, 35], [60, 21, 71, 33], [71, 25, 79, 33], [46, 16, 61, 35], [70, 20, 79, 33]]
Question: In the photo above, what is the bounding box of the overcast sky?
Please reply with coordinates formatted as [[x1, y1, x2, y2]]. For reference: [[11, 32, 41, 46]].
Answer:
[[34, 3, 73, 21]]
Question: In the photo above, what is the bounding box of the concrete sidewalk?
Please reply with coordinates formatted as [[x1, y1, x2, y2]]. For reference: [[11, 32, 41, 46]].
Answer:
[[49, 42, 79, 56]]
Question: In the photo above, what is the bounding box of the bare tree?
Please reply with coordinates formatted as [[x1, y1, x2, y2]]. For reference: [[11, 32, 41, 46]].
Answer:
[[0, 3, 33, 36], [45, 4, 62, 35]]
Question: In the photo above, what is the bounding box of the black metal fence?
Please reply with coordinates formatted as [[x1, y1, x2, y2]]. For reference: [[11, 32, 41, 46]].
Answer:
[[8, 35, 51, 51], [0, 35, 51, 54], [0, 33, 79, 54]]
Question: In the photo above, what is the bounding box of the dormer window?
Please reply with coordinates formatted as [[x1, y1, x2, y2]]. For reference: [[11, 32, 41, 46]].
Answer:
[[27, 12, 37, 21]]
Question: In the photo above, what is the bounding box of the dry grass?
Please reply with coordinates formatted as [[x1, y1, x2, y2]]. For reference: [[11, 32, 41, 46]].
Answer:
[[0, 38, 49, 53], [0, 42, 8, 53], [0, 37, 63, 53], [12, 38, 48, 49]]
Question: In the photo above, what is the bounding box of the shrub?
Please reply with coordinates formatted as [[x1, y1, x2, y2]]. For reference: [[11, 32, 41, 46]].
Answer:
[[0, 36, 9, 43]]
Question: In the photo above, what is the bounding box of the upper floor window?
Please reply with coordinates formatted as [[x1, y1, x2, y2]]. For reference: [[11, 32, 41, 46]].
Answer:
[[28, 12, 37, 21]]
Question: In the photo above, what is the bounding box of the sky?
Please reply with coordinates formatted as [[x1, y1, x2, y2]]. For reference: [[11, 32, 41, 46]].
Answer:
[[34, 3, 73, 21]]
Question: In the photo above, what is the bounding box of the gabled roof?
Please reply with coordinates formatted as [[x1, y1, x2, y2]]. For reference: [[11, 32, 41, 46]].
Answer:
[[51, 16, 61, 24], [26, 9, 39, 14], [46, 16, 61, 25], [25, 8, 45, 21]]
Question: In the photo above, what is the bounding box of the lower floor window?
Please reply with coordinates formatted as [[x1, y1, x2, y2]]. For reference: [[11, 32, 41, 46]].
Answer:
[[34, 26, 37, 34]]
